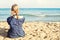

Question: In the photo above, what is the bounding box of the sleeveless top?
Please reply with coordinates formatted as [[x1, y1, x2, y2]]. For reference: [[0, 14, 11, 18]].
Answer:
[[7, 16, 25, 38]]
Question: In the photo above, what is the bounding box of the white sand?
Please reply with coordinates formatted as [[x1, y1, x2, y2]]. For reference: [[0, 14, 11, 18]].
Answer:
[[0, 21, 60, 40]]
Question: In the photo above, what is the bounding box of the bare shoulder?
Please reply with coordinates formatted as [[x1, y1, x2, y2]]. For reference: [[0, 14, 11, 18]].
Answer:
[[18, 16, 23, 18], [14, 16, 24, 19]]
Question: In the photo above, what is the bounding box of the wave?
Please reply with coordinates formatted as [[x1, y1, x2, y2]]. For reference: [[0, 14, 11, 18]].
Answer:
[[0, 14, 60, 17], [21, 14, 60, 17]]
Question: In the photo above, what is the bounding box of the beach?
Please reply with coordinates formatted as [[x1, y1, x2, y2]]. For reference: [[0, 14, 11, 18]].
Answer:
[[0, 21, 59, 40]]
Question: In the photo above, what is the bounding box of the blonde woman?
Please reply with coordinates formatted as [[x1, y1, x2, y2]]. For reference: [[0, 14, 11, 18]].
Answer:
[[7, 4, 25, 38]]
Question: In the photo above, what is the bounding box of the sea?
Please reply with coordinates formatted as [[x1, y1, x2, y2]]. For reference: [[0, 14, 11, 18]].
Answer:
[[0, 8, 60, 22]]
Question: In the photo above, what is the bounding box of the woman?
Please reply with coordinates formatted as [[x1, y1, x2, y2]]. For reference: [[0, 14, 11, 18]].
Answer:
[[7, 4, 25, 38]]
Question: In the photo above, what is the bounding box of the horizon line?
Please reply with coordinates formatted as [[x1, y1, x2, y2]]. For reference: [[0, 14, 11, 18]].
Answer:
[[0, 8, 60, 9]]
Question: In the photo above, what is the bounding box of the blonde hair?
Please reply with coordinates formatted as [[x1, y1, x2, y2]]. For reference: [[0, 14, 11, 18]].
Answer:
[[11, 4, 18, 19]]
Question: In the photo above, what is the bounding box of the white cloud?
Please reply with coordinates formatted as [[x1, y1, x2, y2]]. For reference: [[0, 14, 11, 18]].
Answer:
[[0, 0, 60, 8]]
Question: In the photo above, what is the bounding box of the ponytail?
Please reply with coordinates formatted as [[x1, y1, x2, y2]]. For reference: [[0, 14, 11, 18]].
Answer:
[[11, 4, 19, 19]]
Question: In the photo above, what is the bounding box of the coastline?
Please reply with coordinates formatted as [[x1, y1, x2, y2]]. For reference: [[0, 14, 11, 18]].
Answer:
[[0, 21, 60, 40]]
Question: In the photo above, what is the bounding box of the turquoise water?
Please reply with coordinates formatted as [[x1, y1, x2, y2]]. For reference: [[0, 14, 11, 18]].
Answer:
[[0, 8, 60, 22]]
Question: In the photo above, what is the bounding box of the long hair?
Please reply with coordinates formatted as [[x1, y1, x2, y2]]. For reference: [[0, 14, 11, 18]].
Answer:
[[11, 4, 18, 11], [11, 4, 18, 19]]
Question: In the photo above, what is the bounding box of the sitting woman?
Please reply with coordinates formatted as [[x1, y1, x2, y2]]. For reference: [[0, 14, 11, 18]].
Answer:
[[7, 4, 25, 38]]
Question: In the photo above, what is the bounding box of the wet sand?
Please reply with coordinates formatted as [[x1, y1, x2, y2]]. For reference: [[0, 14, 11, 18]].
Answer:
[[0, 21, 60, 40]]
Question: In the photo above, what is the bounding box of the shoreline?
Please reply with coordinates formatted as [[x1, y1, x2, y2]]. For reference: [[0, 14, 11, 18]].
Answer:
[[0, 21, 60, 22]]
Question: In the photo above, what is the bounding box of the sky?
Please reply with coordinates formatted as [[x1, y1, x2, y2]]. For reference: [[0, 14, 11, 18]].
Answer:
[[0, 0, 60, 8]]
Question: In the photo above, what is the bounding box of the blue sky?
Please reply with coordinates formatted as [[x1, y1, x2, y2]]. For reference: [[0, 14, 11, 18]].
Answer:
[[0, 0, 60, 8]]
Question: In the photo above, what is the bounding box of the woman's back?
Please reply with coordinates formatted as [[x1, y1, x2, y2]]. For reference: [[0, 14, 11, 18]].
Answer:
[[7, 16, 25, 38]]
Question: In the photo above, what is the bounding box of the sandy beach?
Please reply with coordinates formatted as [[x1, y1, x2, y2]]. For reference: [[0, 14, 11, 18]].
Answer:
[[0, 21, 60, 40]]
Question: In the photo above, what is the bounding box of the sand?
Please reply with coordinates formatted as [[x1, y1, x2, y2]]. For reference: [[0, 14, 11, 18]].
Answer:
[[0, 21, 60, 40]]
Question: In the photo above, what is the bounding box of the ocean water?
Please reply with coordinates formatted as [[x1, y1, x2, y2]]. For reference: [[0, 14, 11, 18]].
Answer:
[[0, 8, 60, 22]]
